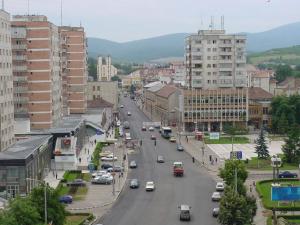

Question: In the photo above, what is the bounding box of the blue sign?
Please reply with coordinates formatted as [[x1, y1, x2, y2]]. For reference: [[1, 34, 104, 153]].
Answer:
[[96, 129, 103, 135], [272, 186, 300, 201], [230, 151, 243, 160]]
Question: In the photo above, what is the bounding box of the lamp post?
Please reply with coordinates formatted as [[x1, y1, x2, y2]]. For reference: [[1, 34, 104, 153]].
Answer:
[[26, 178, 47, 225], [108, 138, 118, 196]]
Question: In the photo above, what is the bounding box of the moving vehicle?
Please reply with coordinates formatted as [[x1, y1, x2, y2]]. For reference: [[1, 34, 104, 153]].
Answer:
[[157, 155, 164, 163], [127, 111, 131, 116], [179, 205, 191, 221], [148, 126, 154, 131], [173, 162, 184, 177], [120, 105, 124, 108], [67, 179, 86, 187], [145, 181, 155, 191], [278, 171, 298, 178], [151, 135, 156, 140], [141, 126, 147, 131], [169, 136, 176, 142], [211, 192, 221, 201], [130, 179, 139, 189], [216, 182, 225, 191], [212, 207, 220, 217], [161, 127, 172, 138], [125, 133, 132, 141], [177, 144, 184, 151], [129, 160, 137, 168], [59, 195, 73, 204], [123, 121, 130, 129]]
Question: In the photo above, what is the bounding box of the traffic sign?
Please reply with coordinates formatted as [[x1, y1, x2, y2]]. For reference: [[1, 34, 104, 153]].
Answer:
[[230, 151, 243, 160]]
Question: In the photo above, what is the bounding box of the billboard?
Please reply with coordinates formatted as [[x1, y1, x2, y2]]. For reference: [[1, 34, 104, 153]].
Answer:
[[271, 186, 300, 201], [209, 132, 220, 140]]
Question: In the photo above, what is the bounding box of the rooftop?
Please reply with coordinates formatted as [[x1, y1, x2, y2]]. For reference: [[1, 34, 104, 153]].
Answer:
[[48, 116, 84, 134], [147, 83, 165, 93], [156, 85, 178, 98], [248, 87, 273, 100], [144, 81, 162, 88]]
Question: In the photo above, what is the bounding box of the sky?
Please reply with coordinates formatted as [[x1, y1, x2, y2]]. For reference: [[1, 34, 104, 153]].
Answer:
[[5, 0, 300, 42]]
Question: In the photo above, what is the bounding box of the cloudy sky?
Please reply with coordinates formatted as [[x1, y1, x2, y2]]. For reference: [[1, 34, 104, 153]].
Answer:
[[5, 0, 300, 42]]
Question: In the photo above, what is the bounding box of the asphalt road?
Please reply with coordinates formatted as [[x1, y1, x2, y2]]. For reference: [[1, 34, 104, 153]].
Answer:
[[98, 97, 219, 225]]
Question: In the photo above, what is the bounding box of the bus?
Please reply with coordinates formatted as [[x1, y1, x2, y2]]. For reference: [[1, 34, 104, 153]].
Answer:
[[161, 127, 172, 139]]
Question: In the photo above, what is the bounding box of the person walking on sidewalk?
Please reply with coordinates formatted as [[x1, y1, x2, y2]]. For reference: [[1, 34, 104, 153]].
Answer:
[[186, 135, 188, 143]]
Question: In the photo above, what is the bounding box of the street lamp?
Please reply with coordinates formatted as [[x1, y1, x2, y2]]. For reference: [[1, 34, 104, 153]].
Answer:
[[26, 178, 47, 225], [106, 138, 118, 196]]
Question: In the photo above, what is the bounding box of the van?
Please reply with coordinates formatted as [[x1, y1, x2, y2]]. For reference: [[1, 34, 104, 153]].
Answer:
[[179, 205, 191, 221]]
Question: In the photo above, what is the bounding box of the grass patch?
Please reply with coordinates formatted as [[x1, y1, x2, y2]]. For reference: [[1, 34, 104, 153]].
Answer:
[[92, 142, 105, 168], [204, 136, 249, 144], [73, 187, 88, 201], [115, 127, 120, 139], [245, 157, 299, 170], [267, 215, 300, 225], [63, 171, 81, 181], [64, 213, 93, 225], [257, 179, 300, 210]]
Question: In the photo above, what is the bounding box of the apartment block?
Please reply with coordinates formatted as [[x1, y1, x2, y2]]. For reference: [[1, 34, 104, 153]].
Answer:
[[185, 30, 247, 89], [0, 9, 14, 151], [11, 15, 62, 130], [97, 55, 117, 81], [59, 26, 87, 114]]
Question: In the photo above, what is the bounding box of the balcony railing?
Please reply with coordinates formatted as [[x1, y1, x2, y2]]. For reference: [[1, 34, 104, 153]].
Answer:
[[12, 44, 26, 50], [13, 65, 27, 72], [12, 55, 27, 61], [13, 76, 27, 82]]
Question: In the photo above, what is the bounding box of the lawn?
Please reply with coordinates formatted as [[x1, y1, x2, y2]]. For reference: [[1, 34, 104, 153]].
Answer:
[[204, 136, 249, 144], [64, 214, 92, 225], [257, 179, 300, 210], [73, 186, 88, 201], [267, 216, 300, 225], [245, 157, 299, 170]]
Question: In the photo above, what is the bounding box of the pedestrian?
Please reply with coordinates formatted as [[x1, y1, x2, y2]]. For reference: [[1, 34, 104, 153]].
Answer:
[[94, 139, 96, 144], [215, 158, 218, 163], [88, 149, 89, 154], [85, 148, 86, 153], [186, 135, 188, 142], [55, 173, 58, 179], [192, 157, 195, 163], [250, 184, 252, 192], [79, 158, 81, 163], [121, 171, 124, 177], [253, 180, 256, 187]]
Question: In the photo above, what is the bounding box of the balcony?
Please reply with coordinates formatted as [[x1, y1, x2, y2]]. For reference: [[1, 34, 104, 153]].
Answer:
[[14, 86, 28, 93], [13, 76, 27, 82], [14, 96, 29, 103], [12, 44, 26, 50], [11, 32, 26, 39], [13, 65, 27, 72], [12, 55, 27, 61]]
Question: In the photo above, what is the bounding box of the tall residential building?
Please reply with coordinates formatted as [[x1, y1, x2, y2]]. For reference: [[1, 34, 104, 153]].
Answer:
[[11, 15, 62, 130], [97, 55, 117, 81], [185, 30, 247, 89], [0, 9, 14, 151], [59, 26, 87, 114]]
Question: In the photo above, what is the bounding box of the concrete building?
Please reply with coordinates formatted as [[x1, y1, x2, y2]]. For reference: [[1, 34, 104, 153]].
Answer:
[[274, 77, 300, 96], [144, 82, 165, 119], [185, 29, 247, 89], [0, 9, 14, 151], [87, 81, 118, 109], [121, 71, 142, 89], [59, 26, 87, 115], [97, 55, 117, 81], [11, 15, 62, 130], [246, 65, 274, 93]]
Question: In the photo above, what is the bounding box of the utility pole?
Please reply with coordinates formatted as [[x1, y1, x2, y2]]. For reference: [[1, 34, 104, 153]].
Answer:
[[235, 167, 238, 193], [112, 143, 116, 196]]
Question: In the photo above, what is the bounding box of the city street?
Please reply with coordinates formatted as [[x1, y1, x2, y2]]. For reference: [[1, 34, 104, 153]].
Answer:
[[98, 97, 219, 225]]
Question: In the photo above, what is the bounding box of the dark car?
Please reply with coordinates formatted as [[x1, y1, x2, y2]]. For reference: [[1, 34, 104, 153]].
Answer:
[[101, 163, 113, 169], [59, 195, 73, 204], [177, 144, 184, 151], [130, 160, 137, 168], [151, 135, 156, 140], [67, 179, 86, 187], [107, 165, 124, 172], [130, 179, 139, 189], [278, 171, 298, 178]]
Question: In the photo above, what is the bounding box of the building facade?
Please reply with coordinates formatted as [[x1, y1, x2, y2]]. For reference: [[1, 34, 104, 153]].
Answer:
[[185, 30, 247, 89], [59, 26, 87, 115], [11, 15, 62, 130], [0, 9, 14, 151], [97, 56, 117, 81]]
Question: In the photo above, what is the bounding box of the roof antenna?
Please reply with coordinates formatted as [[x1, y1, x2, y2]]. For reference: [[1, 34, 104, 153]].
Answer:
[[60, 0, 63, 26], [27, 0, 30, 15], [2, 0, 4, 10]]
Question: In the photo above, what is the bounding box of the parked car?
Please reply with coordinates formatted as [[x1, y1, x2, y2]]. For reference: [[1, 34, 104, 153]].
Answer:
[[278, 171, 298, 178], [91, 170, 108, 178], [59, 195, 73, 204], [91, 175, 113, 184], [157, 155, 164, 163], [123, 121, 130, 129], [169, 136, 176, 142], [130, 160, 137, 168], [212, 207, 220, 217], [211, 192, 221, 201], [130, 179, 139, 189], [179, 204, 191, 221], [177, 144, 184, 151], [67, 179, 86, 187], [101, 155, 118, 161], [107, 165, 124, 172], [154, 124, 161, 129], [216, 182, 225, 191], [141, 126, 147, 131], [127, 111, 131, 116], [116, 121, 121, 127], [101, 163, 113, 169], [145, 181, 155, 191], [120, 105, 124, 108], [151, 135, 156, 140], [100, 150, 112, 157], [148, 126, 154, 131]]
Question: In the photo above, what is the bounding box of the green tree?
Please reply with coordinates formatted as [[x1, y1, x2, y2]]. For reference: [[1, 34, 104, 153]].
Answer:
[[30, 184, 67, 225], [277, 113, 289, 134], [218, 188, 253, 225], [282, 125, 300, 163], [275, 64, 292, 82], [219, 160, 248, 195], [111, 75, 121, 82], [255, 128, 269, 159], [0, 211, 17, 225], [88, 57, 97, 80]]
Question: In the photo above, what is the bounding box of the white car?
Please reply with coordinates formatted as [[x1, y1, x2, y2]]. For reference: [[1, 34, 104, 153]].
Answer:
[[116, 121, 121, 127], [101, 155, 118, 161], [120, 105, 124, 108], [211, 192, 221, 201], [127, 111, 131, 116], [145, 181, 155, 191], [216, 182, 225, 191], [91, 170, 108, 178], [148, 126, 154, 131]]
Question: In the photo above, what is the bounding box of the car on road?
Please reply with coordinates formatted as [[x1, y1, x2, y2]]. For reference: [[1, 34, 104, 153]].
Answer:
[[127, 111, 131, 116], [154, 124, 161, 129], [145, 181, 155, 191], [148, 126, 154, 131], [67, 179, 86, 187], [169, 136, 176, 142], [212, 207, 220, 217], [124, 121, 130, 129], [101, 163, 113, 169], [130, 179, 139, 189], [179, 204, 191, 221], [211, 192, 221, 201], [151, 135, 156, 140], [129, 160, 137, 168], [107, 165, 124, 172], [59, 195, 73, 204], [278, 171, 298, 178], [141, 126, 147, 131], [177, 144, 184, 151], [216, 182, 225, 191], [120, 105, 124, 108], [157, 155, 164, 163]]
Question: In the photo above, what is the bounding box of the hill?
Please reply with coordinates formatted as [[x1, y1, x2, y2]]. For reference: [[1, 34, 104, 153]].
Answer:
[[88, 22, 300, 63]]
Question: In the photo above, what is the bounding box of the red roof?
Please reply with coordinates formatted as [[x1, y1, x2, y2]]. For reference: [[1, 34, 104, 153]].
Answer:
[[248, 87, 273, 100], [156, 85, 178, 98]]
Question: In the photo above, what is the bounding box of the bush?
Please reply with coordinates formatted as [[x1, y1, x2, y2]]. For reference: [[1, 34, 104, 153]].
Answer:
[[92, 142, 105, 167]]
